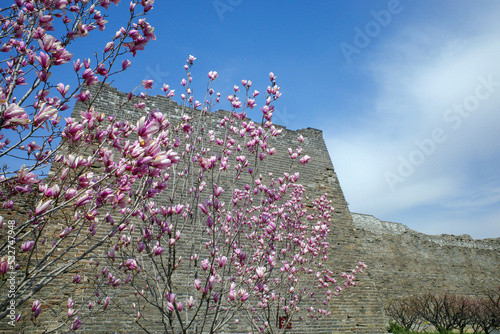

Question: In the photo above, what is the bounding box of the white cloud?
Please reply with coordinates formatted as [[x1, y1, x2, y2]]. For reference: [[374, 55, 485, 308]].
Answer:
[[327, 4, 500, 238], [441, 180, 500, 209]]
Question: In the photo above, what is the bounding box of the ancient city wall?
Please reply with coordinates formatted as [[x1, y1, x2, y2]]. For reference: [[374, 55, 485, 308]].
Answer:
[[351, 213, 500, 307], [0, 83, 387, 334], [3, 82, 499, 333]]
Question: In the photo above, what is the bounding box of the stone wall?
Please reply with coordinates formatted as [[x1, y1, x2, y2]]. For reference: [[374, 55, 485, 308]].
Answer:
[[4, 82, 498, 333], [0, 83, 387, 333], [351, 213, 500, 307]]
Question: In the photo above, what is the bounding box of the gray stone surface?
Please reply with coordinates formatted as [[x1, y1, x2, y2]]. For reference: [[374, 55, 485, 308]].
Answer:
[[351, 212, 500, 304]]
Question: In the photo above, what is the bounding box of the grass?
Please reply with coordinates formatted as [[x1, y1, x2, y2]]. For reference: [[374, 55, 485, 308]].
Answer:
[[387, 322, 460, 334]]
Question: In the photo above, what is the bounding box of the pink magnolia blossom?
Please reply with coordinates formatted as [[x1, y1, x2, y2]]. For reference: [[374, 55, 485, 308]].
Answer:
[[64, 188, 77, 200], [218, 256, 227, 267], [36, 51, 50, 69], [122, 59, 131, 70], [71, 319, 81, 330], [126, 259, 138, 271], [21, 241, 35, 252], [151, 154, 173, 169], [240, 290, 249, 302], [194, 279, 201, 290], [103, 296, 110, 310], [187, 296, 194, 308], [208, 276, 216, 290], [208, 71, 218, 80], [35, 199, 52, 215], [33, 104, 58, 127], [142, 79, 153, 89], [73, 90, 91, 102], [227, 290, 236, 301], [201, 259, 210, 271], [26, 142, 41, 155], [32, 300, 41, 313], [17, 165, 39, 185], [151, 150, 179, 169], [1, 103, 29, 129], [256, 266, 266, 279], [300, 155, 311, 164], [198, 202, 208, 215], [141, 0, 154, 12], [82, 68, 99, 86], [136, 116, 159, 137], [73, 59, 83, 72], [152, 243, 164, 256], [246, 99, 257, 109], [32, 300, 41, 318], [59, 227, 73, 238], [138, 242, 145, 252], [96, 64, 108, 77], [75, 192, 92, 207], [52, 46, 72, 65], [104, 41, 115, 53], [213, 186, 224, 197]]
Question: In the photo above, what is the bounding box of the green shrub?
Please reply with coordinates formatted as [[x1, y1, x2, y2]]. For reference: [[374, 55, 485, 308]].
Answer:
[[387, 322, 455, 334], [388, 322, 410, 333]]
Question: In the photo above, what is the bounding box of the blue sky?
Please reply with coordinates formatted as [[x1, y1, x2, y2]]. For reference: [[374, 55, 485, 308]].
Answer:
[[75, 1, 500, 239]]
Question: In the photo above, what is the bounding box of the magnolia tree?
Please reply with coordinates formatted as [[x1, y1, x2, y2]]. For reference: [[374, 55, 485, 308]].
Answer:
[[0, 1, 365, 333]]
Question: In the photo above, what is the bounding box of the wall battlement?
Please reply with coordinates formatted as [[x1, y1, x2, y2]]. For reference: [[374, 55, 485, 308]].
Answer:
[[352, 213, 500, 250], [351, 212, 500, 305]]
